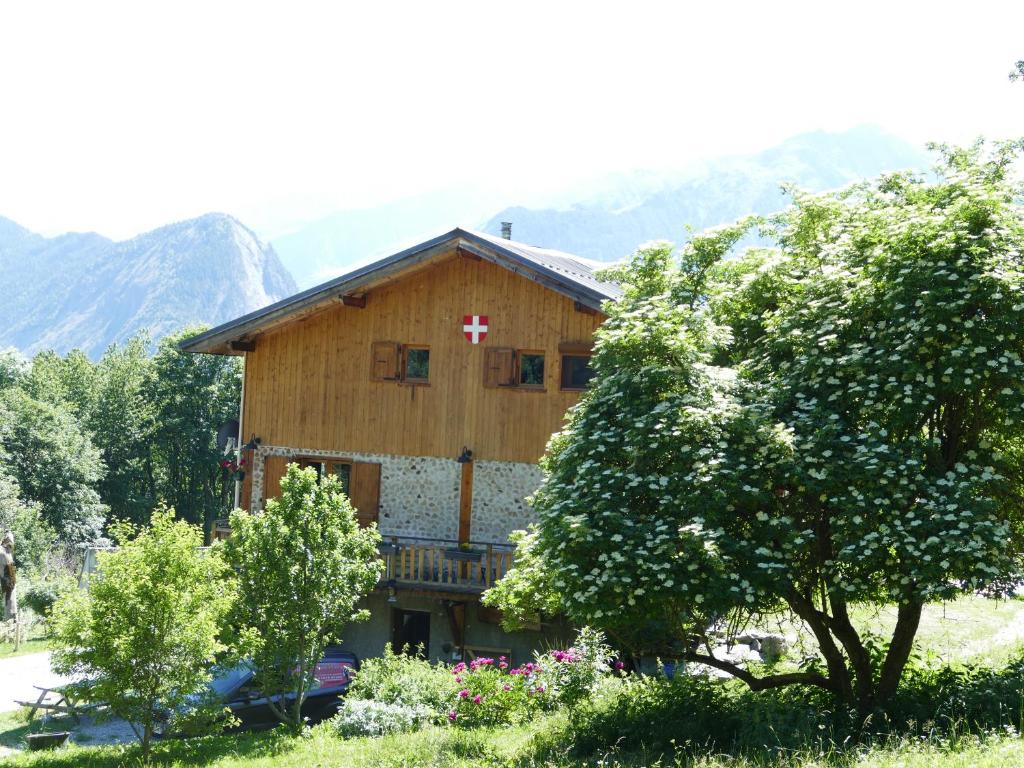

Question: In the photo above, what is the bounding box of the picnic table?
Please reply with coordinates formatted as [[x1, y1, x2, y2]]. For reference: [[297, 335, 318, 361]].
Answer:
[[16, 684, 97, 723]]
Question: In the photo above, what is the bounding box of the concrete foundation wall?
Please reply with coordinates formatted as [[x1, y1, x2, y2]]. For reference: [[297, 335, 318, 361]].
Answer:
[[341, 592, 569, 666]]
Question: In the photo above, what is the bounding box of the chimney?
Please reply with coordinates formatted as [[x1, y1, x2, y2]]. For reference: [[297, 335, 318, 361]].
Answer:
[[500, 221, 512, 240]]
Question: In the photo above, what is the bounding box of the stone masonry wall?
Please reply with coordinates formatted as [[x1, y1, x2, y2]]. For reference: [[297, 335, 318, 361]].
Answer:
[[470, 461, 544, 543], [248, 446, 542, 544]]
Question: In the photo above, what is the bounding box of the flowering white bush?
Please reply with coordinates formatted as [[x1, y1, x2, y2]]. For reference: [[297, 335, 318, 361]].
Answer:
[[487, 140, 1024, 712], [332, 698, 432, 738]]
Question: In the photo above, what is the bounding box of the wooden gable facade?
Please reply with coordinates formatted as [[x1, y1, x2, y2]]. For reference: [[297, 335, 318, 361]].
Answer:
[[217, 237, 610, 512]]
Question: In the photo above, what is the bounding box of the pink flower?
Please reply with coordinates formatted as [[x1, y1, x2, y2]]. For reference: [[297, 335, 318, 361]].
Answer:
[[535, 684, 546, 693], [458, 689, 469, 699], [453, 662, 466, 674], [448, 710, 457, 722], [472, 694, 482, 704], [614, 660, 625, 670], [455, 676, 462, 683], [502, 683, 511, 691], [499, 662, 508, 669]]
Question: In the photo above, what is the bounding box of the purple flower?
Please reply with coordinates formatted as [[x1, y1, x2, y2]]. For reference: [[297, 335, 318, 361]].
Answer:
[[448, 710, 457, 722], [472, 694, 482, 704], [502, 683, 511, 691], [614, 660, 625, 670], [458, 689, 469, 699], [535, 684, 546, 693], [455, 676, 463, 683]]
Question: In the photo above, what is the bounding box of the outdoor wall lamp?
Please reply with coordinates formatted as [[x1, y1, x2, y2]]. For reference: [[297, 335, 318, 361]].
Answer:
[[241, 434, 262, 452], [386, 579, 398, 604], [456, 447, 473, 463]]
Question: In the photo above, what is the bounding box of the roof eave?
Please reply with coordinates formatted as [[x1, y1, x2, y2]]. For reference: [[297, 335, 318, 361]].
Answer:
[[180, 228, 618, 355]]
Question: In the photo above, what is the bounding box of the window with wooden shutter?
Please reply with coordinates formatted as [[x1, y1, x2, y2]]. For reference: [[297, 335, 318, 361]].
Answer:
[[371, 341, 400, 381], [348, 461, 381, 528], [483, 347, 515, 388]]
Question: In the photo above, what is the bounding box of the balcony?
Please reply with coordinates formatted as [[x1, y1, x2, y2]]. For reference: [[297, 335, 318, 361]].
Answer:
[[379, 537, 515, 595], [210, 521, 514, 596]]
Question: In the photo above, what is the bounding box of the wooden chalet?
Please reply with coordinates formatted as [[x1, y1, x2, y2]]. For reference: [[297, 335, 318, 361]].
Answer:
[[181, 227, 621, 662]]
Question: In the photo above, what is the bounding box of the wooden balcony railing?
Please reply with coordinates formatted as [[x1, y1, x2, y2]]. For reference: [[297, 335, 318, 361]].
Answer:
[[379, 537, 514, 594], [208, 521, 515, 595]]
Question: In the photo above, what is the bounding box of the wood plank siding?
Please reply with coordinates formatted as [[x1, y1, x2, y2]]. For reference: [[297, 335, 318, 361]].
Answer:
[[240, 247, 603, 466]]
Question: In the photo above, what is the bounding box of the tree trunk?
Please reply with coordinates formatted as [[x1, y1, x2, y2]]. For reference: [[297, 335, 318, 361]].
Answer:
[[874, 599, 923, 705], [824, 597, 875, 710], [787, 593, 853, 702]]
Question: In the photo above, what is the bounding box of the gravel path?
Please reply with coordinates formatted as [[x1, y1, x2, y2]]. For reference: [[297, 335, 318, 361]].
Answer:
[[0, 651, 71, 713], [0, 651, 137, 755]]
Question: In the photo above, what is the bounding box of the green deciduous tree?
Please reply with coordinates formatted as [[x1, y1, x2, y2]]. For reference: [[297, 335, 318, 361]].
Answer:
[[89, 336, 157, 524], [487, 141, 1024, 712], [148, 328, 241, 535], [51, 508, 234, 762], [225, 464, 383, 731], [0, 468, 52, 571], [0, 388, 106, 543], [23, 348, 100, 419], [0, 348, 27, 391]]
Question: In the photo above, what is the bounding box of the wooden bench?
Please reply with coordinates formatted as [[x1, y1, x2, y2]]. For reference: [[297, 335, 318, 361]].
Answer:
[[16, 685, 98, 723]]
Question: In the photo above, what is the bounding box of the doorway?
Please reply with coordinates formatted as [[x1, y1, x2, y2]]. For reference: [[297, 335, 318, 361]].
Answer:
[[391, 609, 430, 657]]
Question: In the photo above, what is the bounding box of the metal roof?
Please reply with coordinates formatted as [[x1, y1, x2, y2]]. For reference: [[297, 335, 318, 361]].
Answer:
[[180, 227, 622, 355]]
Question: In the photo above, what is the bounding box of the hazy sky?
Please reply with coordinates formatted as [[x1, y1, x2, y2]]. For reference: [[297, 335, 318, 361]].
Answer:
[[1, 1, 1022, 240]]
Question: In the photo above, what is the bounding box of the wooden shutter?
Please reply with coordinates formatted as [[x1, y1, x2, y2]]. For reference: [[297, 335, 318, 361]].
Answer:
[[262, 456, 290, 507], [370, 341, 400, 381], [239, 470, 253, 512], [483, 347, 515, 387], [349, 461, 381, 528]]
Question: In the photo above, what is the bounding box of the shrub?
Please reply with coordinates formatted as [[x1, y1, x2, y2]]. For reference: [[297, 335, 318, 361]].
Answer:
[[535, 627, 611, 712], [348, 645, 459, 716], [447, 656, 549, 727], [332, 699, 433, 738], [19, 576, 75, 618], [50, 508, 235, 762], [225, 464, 382, 731]]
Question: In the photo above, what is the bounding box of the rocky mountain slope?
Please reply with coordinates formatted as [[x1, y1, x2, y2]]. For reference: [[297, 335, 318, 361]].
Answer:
[[0, 213, 296, 357]]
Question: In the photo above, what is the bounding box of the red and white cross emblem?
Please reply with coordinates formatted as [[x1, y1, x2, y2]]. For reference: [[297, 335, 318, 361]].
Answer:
[[462, 315, 489, 344]]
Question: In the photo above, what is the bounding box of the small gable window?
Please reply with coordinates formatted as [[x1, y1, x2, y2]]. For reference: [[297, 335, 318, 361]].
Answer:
[[559, 342, 595, 391], [518, 352, 545, 388], [403, 346, 430, 383], [484, 348, 546, 390], [371, 342, 430, 384]]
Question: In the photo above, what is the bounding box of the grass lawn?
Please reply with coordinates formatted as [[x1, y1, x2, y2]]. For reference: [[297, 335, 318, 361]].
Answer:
[[750, 594, 1024, 669], [0, 636, 53, 659], [2, 713, 1024, 768]]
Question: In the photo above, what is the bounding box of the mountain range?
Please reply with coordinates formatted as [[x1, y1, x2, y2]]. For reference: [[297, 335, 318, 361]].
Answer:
[[272, 125, 932, 285], [1, 125, 933, 356], [0, 213, 296, 357], [479, 125, 931, 262]]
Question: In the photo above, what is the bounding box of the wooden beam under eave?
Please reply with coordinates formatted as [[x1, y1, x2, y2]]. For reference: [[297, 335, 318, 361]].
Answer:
[[341, 294, 367, 308], [229, 340, 256, 352]]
